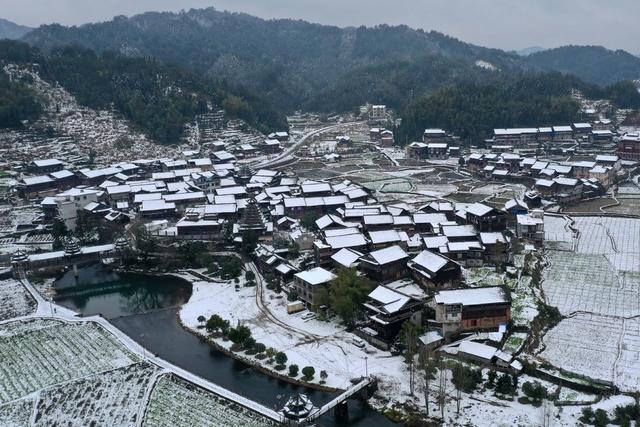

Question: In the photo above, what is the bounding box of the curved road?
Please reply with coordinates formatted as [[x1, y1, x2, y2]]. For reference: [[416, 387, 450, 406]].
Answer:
[[254, 122, 357, 169]]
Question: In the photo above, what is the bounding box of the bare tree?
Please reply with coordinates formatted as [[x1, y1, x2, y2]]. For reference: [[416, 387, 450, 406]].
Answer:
[[400, 321, 420, 395], [418, 347, 437, 417], [437, 356, 447, 420]]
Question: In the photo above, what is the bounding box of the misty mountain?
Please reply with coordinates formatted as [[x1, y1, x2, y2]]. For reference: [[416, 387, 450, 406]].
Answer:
[[525, 45, 640, 85], [517, 46, 547, 56], [22, 7, 526, 112], [0, 18, 32, 40]]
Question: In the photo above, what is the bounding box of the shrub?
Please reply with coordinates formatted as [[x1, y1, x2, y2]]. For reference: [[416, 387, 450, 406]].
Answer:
[[275, 364, 286, 371], [275, 352, 288, 365], [245, 270, 256, 281], [205, 315, 230, 335], [288, 364, 299, 377], [594, 409, 608, 427], [197, 315, 206, 324], [580, 407, 594, 424], [254, 343, 266, 353], [522, 381, 547, 402], [302, 366, 315, 380], [243, 337, 256, 350], [227, 325, 251, 344], [486, 369, 497, 388], [495, 374, 516, 397], [255, 353, 267, 360]]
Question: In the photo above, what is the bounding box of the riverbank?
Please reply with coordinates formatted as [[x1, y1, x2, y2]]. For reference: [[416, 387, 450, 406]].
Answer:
[[175, 314, 342, 394]]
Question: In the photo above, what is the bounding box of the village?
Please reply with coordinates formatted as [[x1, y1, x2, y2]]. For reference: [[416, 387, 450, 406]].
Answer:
[[2, 63, 640, 426]]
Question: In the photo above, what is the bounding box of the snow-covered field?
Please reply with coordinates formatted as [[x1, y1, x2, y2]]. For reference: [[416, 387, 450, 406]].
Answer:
[[143, 374, 276, 427], [543, 216, 640, 317], [540, 314, 640, 392], [0, 279, 36, 321], [34, 362, 158, 427], [0, 318, 138, 404], [540, 215, 640, 391], [543, 215, 575, 250]]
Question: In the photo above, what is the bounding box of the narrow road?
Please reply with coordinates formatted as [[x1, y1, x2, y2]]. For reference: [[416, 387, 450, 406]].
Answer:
[[254, 122, 355, 169], [244, 259, 323, 340]]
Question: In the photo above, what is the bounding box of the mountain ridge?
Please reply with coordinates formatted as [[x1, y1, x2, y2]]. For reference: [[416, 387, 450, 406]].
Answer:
[[0, 18, 32, 40]]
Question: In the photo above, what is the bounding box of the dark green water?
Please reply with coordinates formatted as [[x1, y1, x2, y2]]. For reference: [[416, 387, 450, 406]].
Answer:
[[53, 264, 192, 319], [52, 264, 396, 427]]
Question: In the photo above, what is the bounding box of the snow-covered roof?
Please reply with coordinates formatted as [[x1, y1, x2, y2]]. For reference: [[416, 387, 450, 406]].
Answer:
[[480, 232, 507, 245], [464, 203, 494, 217], [363, 214, 394, 225], [140, 200, 176, 212], [423, 235, 449, 249], [50, 170, 74, 180], [411, 250, 449, 273], [434, 286, 509, 306], [413, 213, 448, 225], [33, 159, 63, 167], [553, 125, 573, 133], [325, 233, 367, 249], [442, 225, 476, 238], [418, 331, 443, 346], [368, 286, 411, 314], [573, 123, 591, 129], [366, 245, 409, 265], [595, 155, 619, 162], [295, 267, 336, 285], [423, 128, 446, 135], [22, 175, 53, 186], [368, 230, 402, 244], [517, 214, 543, 226], [331, 248, 362, 268], [458, 341, 497, 361]]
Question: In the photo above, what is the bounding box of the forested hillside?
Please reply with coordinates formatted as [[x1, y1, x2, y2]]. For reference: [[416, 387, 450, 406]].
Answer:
[[22, 7, 640, 115], [22, 8, 524, 112], [526, 46, 640, 85], [398, 73, 640, 144], [0, 40, 287, 141], [0, 70, 41, 128]]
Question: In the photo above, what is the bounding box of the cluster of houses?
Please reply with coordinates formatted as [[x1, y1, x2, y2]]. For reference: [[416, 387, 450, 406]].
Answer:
[[467, 152, 623, 205], [490, 121, 615, 149], [20, 149, 545, 358], [405, 128, 461, 160], [280, 194, 542, 352]]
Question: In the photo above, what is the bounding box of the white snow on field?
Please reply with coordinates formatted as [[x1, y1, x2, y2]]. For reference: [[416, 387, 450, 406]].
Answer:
[[542, 251, 639, 316], [0, 279, 36, 321], [543, 215, 575, 250], [34, 362, 158, 427], [0, 318, 138, 404], [540, 314, 640, 392], [540, 215, 640, 391], [180, 279, 411, 393], [540, 313, 619, 385], [143, 373, 277, 427], [0, 397, 33, 427], [542, 216, 640, 317]]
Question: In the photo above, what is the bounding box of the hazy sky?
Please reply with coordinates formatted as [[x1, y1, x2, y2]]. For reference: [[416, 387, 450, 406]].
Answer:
[[1, 0, 638, 53]]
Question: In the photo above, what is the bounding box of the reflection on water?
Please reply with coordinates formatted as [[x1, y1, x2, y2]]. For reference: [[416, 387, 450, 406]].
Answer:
[[53, 264, 192, 319], [52, 264, 396, 427]]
